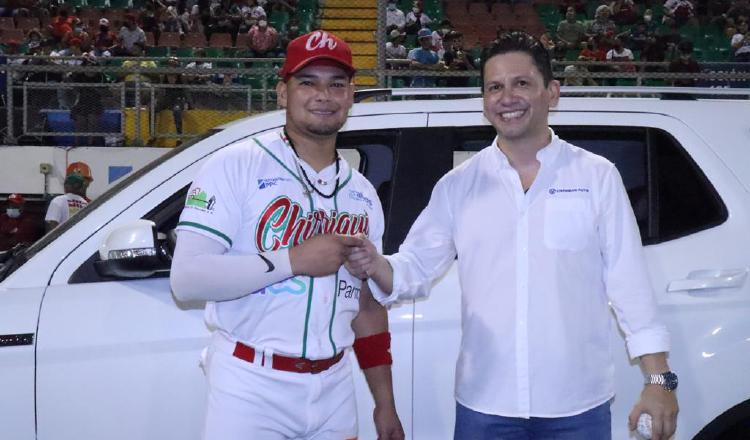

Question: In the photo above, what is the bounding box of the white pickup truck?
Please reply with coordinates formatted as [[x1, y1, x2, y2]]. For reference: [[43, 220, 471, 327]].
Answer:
[[1, 87, 749, 440]]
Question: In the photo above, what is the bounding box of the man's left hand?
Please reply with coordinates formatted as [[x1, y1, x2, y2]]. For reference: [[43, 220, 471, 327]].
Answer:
[[373, 404, 405, 440], [628, 385, 678, 440]]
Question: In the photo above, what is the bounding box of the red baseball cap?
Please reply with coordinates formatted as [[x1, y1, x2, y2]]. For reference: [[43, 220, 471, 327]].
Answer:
[[279, 30, 355, 80], [7, 193, 25, 205]]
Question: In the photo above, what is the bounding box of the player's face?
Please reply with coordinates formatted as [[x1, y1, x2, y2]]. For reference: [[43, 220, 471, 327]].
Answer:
[[482, 51, 559, 146], [277, 63, 354, 138]]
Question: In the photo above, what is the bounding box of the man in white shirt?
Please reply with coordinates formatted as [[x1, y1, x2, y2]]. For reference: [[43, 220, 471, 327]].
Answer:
[[346, 31, 679, 440], [45, 173, 90, 232], [386, 1, 406, 32]]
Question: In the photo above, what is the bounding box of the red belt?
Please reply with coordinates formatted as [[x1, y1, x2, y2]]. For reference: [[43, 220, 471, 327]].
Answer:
[[233, 342, 345, 374]]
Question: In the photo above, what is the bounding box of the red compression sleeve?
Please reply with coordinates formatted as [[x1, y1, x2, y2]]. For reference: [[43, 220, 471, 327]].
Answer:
[[352, 332, 392, 369]]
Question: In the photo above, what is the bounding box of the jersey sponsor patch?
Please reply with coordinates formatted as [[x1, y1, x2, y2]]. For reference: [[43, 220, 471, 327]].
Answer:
[[348, 189, 373, 209], [256, 196, 369, 252], [257, 177, 292, 189], [185, 187, 216, 213]]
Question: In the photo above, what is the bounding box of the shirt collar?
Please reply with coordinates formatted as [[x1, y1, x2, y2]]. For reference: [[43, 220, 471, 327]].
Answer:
[[489, 128, 562, 170]]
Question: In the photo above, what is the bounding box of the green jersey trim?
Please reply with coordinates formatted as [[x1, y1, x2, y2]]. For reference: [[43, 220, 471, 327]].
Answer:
[[177, 221, 232, 247]]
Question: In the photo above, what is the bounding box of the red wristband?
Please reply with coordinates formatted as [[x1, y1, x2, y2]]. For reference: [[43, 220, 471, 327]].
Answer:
[[352, 332, 392, 369]]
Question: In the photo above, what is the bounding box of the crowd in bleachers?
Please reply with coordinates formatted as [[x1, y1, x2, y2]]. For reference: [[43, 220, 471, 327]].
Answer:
[[384, 0, 750, 88]]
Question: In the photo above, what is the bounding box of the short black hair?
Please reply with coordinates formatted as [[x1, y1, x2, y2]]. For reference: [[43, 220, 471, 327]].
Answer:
[[480, 31, 554, 90]]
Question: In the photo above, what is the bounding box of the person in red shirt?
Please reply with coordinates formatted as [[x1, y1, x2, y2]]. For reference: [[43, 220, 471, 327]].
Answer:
[[0, 194, 42, 252], [50, 9, 76, 41]]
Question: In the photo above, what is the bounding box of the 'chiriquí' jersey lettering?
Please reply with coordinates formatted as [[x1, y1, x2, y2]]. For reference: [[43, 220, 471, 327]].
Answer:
[[256, 196, 370, 251]]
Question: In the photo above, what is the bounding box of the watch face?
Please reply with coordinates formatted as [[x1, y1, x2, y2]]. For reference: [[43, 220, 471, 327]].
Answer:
[[663, 371, 678, 390]]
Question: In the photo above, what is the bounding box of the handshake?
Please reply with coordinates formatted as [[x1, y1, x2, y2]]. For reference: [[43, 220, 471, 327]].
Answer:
[[289, 233, 385, 280]]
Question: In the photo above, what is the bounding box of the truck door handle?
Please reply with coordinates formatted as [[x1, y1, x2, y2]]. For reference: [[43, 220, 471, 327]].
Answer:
[[667, 269, 748, 292]]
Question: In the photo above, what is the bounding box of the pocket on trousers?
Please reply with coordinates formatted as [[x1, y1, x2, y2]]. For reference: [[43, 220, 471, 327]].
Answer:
[[544, 198, 593, 251]]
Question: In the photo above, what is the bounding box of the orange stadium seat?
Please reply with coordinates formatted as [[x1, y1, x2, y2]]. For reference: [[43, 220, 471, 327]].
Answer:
[[183, 32, 207, 48], [15, 17, 40, 31], [235, 33, 250, 48], [0, 17, 15, 29], [209, 33, 232, 48], [158, 32, 182, 47]]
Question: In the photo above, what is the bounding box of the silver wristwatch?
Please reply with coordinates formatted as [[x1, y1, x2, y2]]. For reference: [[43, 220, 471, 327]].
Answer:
[[645, 371, 679, 392]]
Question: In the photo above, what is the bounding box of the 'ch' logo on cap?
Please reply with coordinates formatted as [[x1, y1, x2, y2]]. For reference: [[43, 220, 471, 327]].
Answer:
[[305, 31, 337, 51]]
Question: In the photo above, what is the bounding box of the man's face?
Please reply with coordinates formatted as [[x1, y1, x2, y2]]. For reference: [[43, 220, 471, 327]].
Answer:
[[566, 9, 576, 21], [419, 36, 432, 49], [482, 51, 559, 145], [276, 63, 354, 138]]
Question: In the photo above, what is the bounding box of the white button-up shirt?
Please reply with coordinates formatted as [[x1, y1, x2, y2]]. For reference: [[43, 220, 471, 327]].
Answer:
[[371, 131, 670, 418]]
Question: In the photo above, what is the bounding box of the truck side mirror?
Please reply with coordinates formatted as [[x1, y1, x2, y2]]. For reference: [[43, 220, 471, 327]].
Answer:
[[94, 219, 171, 279]]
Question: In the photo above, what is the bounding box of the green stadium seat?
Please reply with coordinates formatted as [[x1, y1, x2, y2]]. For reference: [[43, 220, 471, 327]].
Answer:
[[204, 47, 224, 58], [146, 46, 169, 57], [87, 0, 106, 8], [109, 0, 131, 8], [174, 47, 194, 58]]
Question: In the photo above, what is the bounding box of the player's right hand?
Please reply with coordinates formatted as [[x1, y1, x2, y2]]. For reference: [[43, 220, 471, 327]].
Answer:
[[344, 235, 379, 280], [289, 234, 363, 277]]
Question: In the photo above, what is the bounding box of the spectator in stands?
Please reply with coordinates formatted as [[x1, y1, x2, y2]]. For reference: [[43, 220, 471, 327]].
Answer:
[[164, 6, 182, 34], [93, 18, 117, 56], [559, 0, 586, 14], [668, 40, 701, 86], [562, 64, 599, 86], [663, 0, 696, 27], [408, 27, 443, 87], [26, 29, 43, 51], [248, 0, 267, 20], [278, 21, 300, 54], [140, 6, 161, 45], [159, 56, 190, 142], [605, 37, 635, 84], [442, 30, 475, 87], [611, 0, 639, 25], [432, 19, 453, 59], [641, 33, 668, 71], [0, 194, 41, 252], [587, 5, 617, 48], [405, 5, 432, 36], [62, 19, 92, 52], [71, 52, 107, 146], [626, 21, 651, 51], [247, 17, 279, 58], [50, 8, 75, 41], [387, 1, 406, 33], [185, 48, 215, 85], [556, 7, 586, 52], [579, 36, 607, 62], [118, 14, 147, 56], [731, 21, 750, 61], [724, 0, 750, 24], [386, 28, 408, 61], [121, 45, 158, 107], [45, 173, 90, 232], [642, 8, 659, 34]]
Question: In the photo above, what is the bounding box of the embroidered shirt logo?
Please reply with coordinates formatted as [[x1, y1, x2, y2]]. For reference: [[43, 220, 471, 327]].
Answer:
[[549, 188, 590, 195]]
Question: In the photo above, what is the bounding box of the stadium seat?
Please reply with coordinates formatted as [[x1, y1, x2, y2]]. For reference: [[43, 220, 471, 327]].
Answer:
[[109, 0, 131, 8], [15, 17, 40, 31], [209, 33, 233, 48], [145, 32, 156, 47], [158, 32, 182, 48], [183, 32, 207, 48], [235, 33, 250, 48], [146, 46, 169, 57], [0, 29, 25, 44], [174, 47, 194, 57], [204, 47, 224, 58], [0, 17, 14, 29]]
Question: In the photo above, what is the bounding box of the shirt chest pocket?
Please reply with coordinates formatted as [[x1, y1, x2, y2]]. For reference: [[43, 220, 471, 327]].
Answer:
[[543, 197, 594, 251]]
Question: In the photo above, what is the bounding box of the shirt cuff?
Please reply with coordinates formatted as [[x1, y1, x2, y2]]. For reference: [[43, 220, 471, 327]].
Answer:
[[626, 327, 671, 360], [367, 255, 400, 306]]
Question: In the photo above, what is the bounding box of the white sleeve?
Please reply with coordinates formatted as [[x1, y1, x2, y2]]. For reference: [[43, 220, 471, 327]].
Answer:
[[598, 166, 670, 359], [44, 197, 64, 223], [369, 176, 457, 305], [170, 230, 293, 302]]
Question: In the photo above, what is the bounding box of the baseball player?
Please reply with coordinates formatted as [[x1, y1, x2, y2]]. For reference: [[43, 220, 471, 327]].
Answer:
[[170, 30, 405, 440]]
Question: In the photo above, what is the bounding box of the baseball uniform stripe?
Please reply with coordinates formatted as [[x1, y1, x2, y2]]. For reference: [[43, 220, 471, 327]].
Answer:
[[176, 221, 233, 247]]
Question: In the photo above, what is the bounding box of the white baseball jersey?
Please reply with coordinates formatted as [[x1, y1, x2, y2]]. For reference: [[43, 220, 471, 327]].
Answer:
[[176, 130, 384, 360], [45, 193, 89, 224]]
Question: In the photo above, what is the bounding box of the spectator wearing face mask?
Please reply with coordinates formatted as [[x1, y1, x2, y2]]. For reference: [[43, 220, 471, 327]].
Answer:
[[405, 5, 432, 35], [0, 194, 42, 252], [50, 8, 76, 41], [247, 17, 279, 57], [62, 19, 92, 52], [432, 19, 452, 60], [387, 1, 406, 32]]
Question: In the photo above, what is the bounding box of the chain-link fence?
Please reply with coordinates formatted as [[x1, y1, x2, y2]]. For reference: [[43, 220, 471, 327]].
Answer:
[[2, 57, 279, 147]]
